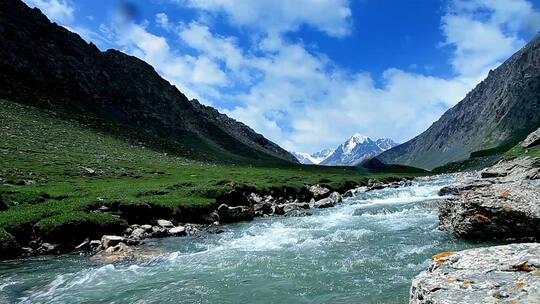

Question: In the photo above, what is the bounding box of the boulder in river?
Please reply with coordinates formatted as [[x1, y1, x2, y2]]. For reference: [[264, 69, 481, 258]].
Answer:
[[156, 219, 174, 228], [101, 235, 125, 249], [277, 202, 310, 214], [131, 228, 146, 240], [150, 226, 167, 238], [37, 242, 58, 254], [308, 184, 330, 199], [90, 243, 164, 264], [439, 184, 540, 241], [410, 243, 540, 304], [438, 155, 540, 241], [437, 181, 492, 196], [217, 204, 254, 223], [168, 226, 186, 236], [310, 192, 342, 208], [140, 224, 152, 231], [343, 186, 368, 198], [254, 202, 273, 216]]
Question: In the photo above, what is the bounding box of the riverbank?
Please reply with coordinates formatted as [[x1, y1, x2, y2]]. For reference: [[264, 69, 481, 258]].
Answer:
[[3, 176, 415, 261], [1, 175, 475, 303], [0, 99, 425, 260], [410, 128, 540, 303]]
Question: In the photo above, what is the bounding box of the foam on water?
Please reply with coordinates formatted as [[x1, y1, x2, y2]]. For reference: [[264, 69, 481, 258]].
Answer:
[[0, 175, 483, 304]]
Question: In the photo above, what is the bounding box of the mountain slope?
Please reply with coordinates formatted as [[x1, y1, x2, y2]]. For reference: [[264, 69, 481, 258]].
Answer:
[[378, 35, 540, 170], [0, 0, 297, 164]]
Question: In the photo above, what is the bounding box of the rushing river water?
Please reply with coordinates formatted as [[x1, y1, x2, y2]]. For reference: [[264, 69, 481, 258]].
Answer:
[[0, 176, 487, 304]]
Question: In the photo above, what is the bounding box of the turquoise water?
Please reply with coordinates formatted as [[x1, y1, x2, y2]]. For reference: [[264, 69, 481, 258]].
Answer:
[[0, 176, 483, 304]]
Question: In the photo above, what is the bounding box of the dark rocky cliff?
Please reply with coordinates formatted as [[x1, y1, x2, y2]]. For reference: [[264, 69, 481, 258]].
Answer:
[[378, 35, 540, 170], [0, 0, 297, 163]]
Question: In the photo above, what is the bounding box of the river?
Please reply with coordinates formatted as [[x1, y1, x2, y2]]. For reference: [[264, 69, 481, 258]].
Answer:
[[0, 175, 487, 303]]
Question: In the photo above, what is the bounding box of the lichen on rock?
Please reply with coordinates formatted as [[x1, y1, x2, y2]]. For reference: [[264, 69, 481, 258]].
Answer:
[[410, 243, 540, 304]]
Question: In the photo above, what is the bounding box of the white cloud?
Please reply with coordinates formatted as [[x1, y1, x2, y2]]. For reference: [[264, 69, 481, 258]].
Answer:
[[178, 22, 246, 77], [170, 0, 538, 152], [100, 20, 229, 105], [155, 12, 172, 31], [177, 0, 352, 37], [35, 0, 537, 153], [22, 0, 74, 24], [441, 0, 538, 78]]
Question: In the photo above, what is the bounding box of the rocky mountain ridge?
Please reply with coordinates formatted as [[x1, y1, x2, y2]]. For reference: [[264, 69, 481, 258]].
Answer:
[[378, 34, 540, 170], [0, 0, 297, 163]]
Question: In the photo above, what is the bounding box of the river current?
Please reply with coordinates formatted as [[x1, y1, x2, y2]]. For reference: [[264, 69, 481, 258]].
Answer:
[[0, 175, 486, 304]]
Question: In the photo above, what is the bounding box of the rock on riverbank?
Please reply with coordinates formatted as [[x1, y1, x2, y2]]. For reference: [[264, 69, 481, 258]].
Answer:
[[410, 243, 540, 304], [438, 156, 540, 241]]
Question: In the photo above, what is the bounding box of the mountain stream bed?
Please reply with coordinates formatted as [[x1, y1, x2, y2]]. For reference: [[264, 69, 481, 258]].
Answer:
[[0, 176, 491, 303]]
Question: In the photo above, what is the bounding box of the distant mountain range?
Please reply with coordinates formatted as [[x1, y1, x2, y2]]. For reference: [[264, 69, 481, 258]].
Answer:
[[292, 134, 398, 166], [377, 34, 540, 170]]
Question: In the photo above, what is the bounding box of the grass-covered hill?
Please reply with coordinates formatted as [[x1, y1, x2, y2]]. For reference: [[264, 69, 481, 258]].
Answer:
[[0, 99, 424, 256], [432, 138, 540, 174], [0, 0, 297, 164]]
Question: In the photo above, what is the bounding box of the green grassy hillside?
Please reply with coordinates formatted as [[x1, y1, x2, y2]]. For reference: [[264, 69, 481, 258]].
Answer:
[[432, 138, 539, 174], [0, 99, 423, 252]]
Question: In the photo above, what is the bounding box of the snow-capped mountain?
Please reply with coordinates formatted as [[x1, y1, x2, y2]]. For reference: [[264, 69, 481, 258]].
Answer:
[[292, 134, 398, 166], [291, 148, 334, 165]]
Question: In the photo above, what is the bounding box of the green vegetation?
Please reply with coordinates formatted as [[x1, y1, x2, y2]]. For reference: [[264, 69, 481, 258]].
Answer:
[[433, 137, 539, 174], [432, 140, 521, 173], [503, 142, 540, 160], [0, 227, 16, 250], [0, 99, 423, 249]]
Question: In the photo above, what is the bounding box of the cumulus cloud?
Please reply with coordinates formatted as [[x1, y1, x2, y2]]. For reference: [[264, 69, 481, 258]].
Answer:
[[176, 0, 352, 37], [441, 0, 539, 77], [168, 0, 538, 152], [22, 0, 74, 24], [112, 0, 537, 152], [29, 0, 538, 153], [98, 20, 228, 105]]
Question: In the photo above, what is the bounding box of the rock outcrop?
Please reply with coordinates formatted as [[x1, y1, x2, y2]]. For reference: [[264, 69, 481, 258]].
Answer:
[[410, 243, 540, 304], [378, 35, 540, 170], [439, 184, 540, 241], [438, 156, 540, 241], [522, 126, 540, 149]]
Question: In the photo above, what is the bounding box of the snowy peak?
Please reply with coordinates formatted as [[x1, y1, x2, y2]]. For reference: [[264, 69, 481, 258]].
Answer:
[[291, 152, 315, 165], [343, 133, 370, 154], [375, 138, 399, 151], [311, 148, 334, 159], [291, 148, 334, 165], [292, 134, 399, 166]]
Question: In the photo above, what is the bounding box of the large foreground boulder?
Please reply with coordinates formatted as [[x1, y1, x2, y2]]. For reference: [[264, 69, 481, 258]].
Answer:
[[439, 184, 540, 241], [410, 243, 540, 304], [217, 204, 254, 223], [439, 155, 539, 241]]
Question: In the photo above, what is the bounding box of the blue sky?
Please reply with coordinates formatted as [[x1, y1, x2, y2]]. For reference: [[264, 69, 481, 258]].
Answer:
[[23, 0, 540, 153]]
